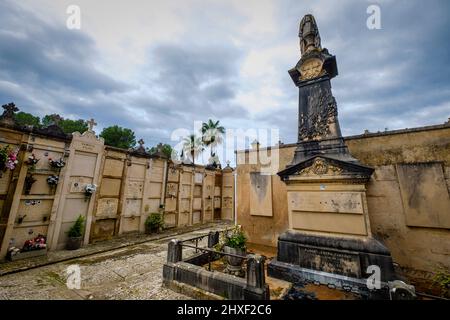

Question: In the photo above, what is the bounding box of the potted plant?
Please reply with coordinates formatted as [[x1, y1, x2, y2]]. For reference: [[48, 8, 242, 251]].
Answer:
[[145, 213, 164, 234], [216, 226, 247, 275], [66, 215, 85, 250]]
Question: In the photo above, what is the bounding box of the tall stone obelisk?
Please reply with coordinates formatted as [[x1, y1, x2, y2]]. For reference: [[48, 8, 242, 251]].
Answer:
[[268, 15, 397, 296]]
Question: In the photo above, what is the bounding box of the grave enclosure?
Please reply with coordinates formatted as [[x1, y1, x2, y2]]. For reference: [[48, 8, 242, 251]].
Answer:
[[0, 119, 234, 260]]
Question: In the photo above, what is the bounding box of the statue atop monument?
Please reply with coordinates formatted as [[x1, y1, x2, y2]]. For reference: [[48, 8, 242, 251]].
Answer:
[[299, 14, 321, 55]]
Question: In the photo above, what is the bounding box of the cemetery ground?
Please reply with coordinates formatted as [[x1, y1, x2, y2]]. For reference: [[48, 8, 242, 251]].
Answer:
[[0, 222, 231, 300], [0, 220, 362, 300]]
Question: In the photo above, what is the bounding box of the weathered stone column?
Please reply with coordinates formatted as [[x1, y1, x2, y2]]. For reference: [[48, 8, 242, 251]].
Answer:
[[244, 254, 270, 300], [246, 254, 266, 289], [167, 239, 182, 263]]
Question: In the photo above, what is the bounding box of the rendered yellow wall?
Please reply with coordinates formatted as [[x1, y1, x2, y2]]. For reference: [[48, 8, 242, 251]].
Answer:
[[236, 124, 450, 285]]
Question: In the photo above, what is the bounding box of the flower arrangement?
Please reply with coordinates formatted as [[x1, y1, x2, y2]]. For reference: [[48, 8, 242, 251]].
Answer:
[[0, 145, 19, 174], [47, 175, 59, 186], [25, 153, 40, 168], [22, 234, 47, 252], [84, 184, 97, 201], [49, 157, 65, 169]]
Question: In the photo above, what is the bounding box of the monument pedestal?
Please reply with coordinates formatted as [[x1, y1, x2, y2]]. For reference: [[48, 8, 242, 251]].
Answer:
[[268, 155, 396, 297]]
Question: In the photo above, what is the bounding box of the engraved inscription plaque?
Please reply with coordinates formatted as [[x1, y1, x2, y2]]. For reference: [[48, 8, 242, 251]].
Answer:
[[298, 245, 361, 278]]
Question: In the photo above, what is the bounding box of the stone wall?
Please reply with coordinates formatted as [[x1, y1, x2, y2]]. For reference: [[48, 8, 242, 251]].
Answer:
[[236, 123, 450, 283], [0, 124, 234, 259]]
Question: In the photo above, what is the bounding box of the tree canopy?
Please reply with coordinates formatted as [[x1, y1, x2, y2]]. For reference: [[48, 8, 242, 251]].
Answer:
[[100, 125, 136, 149], [14, 112, 40, 127], [148, 143, 176, 159]]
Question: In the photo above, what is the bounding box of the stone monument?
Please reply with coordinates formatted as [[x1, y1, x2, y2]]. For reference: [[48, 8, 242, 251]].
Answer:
[[267, 14, 397, 296]]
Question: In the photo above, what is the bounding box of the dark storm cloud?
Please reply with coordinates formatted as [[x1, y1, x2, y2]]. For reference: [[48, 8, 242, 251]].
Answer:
[[0, 1, 124, 96], [0, 0, 449, 154], [258, 0, 450, 140], [147, 44, 245, 118]]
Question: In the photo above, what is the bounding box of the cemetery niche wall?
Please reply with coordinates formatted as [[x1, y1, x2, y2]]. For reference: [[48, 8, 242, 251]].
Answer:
[[0, 104, 235, 260]]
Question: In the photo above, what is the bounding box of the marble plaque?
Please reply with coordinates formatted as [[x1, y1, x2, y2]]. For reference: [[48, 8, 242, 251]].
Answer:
[[71, 152, 97, 177], [0, 170, 11, 193], [214, 197, 221, 208], [298, 245, 361, 278], [150, 165, 164, 182], [146, 199, 161, 213], [180, 199, 190, 213], [62, 199, 88, 223], [121, 216, 140, 233], [204, 199, 212, 210], [96, 198, 119, 216], [166, 183, 178, 197], [124, 199, 141, 217], [178, 212, 189, 226], [223, 197, 233, 209], [194, 172, 203, 184], [193, 185, 202, 197], [180, 185, 191, 198], [193, 198, 202, 210], [164, 212, 176, 227], [18, 199, 53, 222], [129, 163, 146, 179], [192, 211, 201, 224], [167, 167, 179, 182], [103, 158, 124, 177], [126, 181, 144, 198], [290, 191, 363, 214], [165, 198, 177, 212], [100, 178, 121, 197], [70, 177, 93, 193], [149, 182, 162, 198], [181, 172, 192, 184]]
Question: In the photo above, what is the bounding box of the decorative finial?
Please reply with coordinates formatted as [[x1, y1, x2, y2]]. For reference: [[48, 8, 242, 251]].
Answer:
[[138, 139, 145, 147], [87, 118, 97, 132]]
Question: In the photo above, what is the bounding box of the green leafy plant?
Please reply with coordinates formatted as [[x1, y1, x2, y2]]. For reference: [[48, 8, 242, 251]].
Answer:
[[432, 266, 450, 298], [68, 215, 85, 238], [215, 226, 247, 251], [145, 213, 164, 231]]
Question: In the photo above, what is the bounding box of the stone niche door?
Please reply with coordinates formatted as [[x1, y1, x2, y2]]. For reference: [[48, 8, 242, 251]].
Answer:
[[47, 130, 104, 250]]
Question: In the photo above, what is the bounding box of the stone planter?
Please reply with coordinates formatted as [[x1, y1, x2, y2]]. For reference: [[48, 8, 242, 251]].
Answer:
[[8, 248, 47, 261], [66, 236, 83, 250], [223, 246, 246, 276]]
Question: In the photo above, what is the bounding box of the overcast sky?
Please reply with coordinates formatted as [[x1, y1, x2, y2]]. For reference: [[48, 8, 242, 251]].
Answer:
[[1, 0, 449, 164]]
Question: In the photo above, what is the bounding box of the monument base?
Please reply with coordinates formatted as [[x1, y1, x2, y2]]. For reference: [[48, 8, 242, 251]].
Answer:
[[267, 231, 396, 298]]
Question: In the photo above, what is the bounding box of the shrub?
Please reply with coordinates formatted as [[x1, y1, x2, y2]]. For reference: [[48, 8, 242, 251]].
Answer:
[[145, 213, 164, 231], [68, 215, 85, 238]]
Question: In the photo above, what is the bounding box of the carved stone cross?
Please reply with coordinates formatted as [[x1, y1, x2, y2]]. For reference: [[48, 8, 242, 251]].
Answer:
[[138, 139, 145, 147], [87, 118, 97, 131], [0, 102, 19, 125]]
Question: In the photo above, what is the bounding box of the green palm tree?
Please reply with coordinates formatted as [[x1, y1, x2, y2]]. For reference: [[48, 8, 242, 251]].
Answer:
[[201, 119, 225, 161], [182, 134, 204, 166]]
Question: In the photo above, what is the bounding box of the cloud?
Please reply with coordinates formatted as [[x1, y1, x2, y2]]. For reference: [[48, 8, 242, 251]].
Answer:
[[0, 0, 449, 164]]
